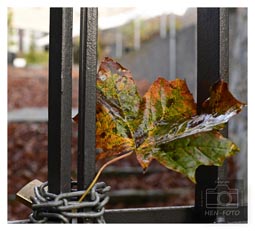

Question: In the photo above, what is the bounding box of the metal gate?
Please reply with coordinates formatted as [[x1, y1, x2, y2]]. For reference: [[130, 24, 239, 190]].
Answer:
[[13, 7, 247, 223]]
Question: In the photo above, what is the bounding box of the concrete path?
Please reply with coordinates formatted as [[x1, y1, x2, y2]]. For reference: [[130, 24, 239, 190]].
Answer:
[[8, 107, 78, 122]]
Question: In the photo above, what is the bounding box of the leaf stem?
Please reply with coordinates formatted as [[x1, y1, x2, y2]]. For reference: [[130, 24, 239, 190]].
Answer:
[[78, 150, 134, 203]]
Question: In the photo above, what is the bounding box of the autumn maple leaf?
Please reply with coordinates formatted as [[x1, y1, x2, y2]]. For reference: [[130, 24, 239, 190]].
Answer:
[[74, 57, 245, 183]]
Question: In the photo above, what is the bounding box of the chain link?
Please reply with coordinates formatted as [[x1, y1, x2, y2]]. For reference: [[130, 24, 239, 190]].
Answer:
[[29, 181, 111, 223]]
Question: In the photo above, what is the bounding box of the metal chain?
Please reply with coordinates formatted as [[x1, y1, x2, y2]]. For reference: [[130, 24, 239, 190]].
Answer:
[[29, 181, 111, 223]]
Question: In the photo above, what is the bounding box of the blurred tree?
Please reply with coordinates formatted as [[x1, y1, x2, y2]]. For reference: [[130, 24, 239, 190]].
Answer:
[[8, 9, 15, 48], [25, 32, 49, 65]]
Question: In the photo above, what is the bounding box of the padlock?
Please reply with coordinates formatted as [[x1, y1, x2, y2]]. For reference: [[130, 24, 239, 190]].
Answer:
[[16, 179, 43, 208]]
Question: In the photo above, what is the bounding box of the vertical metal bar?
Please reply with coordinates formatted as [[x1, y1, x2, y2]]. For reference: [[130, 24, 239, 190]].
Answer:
[[77, 8, 98, 190], [196, 8, 220, 111], [216, 9, 229, 223], [217, 9, 229, 174], [219, 9, 229, 83], [115, 29, 122, 58], [160, 14, 167, 39], [134, 17, 140, 50], [48, 8, 73, 194], [195, 8, 229, 223], [18, 29, 24, 54], [169, 14, 176, 80]]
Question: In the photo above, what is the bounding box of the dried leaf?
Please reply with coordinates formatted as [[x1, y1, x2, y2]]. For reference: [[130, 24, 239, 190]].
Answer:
[[134, 78, 197, 148], [96, 103, 135, 159], [73, 57, 246, 183], [202, 79, 245, 115], [137, 131, 239, 182], [96, 57, 141, 159], [136, 78, 245, 176]]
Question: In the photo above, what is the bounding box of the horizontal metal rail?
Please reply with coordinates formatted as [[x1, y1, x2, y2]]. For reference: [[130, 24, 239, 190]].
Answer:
[[105, 205, 247, 223], [105, 206, 195, 223], [8, 205, 247, 223]]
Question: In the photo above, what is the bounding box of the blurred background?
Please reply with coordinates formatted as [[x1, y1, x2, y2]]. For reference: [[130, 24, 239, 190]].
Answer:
[[8, 7, 247, 220]]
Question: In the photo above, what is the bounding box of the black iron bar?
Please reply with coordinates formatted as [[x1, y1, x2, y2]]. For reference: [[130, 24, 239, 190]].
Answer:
[[77, 8, 98, 191], [195, 8, 229, 223], [48, 8, 73, 194]]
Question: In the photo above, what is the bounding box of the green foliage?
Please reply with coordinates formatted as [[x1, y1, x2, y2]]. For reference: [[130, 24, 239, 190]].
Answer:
[[23, 32, 49, 65], [8, 9, 15, 47], [24, 50, 49, 65]]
